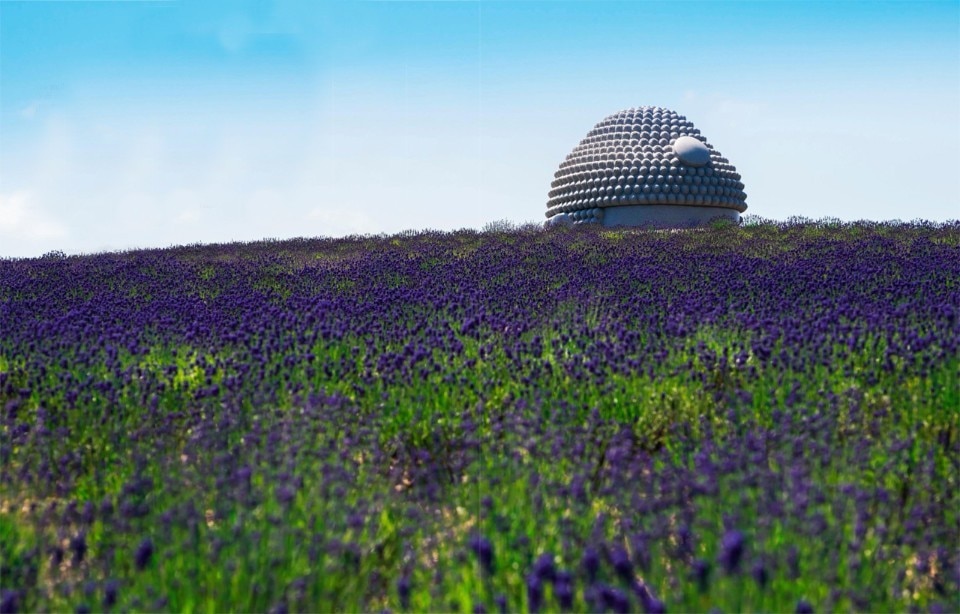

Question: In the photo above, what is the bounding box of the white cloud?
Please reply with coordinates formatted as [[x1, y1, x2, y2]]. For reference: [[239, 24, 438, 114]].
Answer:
[[19, 101, 41, 120], [0, 190, 68, 240]]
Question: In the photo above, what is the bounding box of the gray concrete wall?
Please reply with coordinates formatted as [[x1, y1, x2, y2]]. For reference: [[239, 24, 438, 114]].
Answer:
[[600, 204, 740, 228]]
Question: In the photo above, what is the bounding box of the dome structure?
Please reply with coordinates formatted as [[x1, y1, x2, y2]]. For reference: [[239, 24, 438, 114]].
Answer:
[[545, 107, 747, 228]]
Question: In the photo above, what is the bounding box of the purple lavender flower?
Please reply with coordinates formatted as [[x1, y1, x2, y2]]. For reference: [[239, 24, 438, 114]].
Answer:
[[70, 532, 87, 565], [0, 591, 17, 614], [600, 585, 631, 614], [554, 577, 574, 611], [691, 559, 711, 593], [795, 598, 814, 614], [120, 499, 149, 519], [468, 535, 495, 575], [103, 580, 119, 609], [526, 574, 543, 613], [581, 546, 600, 582], [718, 530, 745, 574], [644, 596, 666, 614], [275, 484, 296, 505], [632, 533, 652, 572], [610, 546, 634, 583], [751, 560, 769, 589], [2, 219, 958, 611], [99, 496, 114, 518], [235, 465, 253, 487], [133, 538, 153, 571], [347, 511, 365, 530], [80, 501, 96, 525], [630, 579, 665, 613], [533, 552, 557, 583], [397, 576, 411, 610]]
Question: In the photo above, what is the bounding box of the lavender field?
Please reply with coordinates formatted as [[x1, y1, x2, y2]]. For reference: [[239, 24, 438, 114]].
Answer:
[[1, 220, 958, 613]]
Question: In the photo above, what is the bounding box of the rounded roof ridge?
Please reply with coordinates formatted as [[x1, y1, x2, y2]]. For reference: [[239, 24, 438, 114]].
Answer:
[[546, 106, 747, 220]]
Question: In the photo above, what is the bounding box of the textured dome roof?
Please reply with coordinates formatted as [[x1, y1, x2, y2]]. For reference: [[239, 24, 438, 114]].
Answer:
[[546, 106, 747, 225]]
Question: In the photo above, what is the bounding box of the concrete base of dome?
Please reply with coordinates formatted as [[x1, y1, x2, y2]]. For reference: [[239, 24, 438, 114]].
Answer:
[[601, 204, 740, 228]]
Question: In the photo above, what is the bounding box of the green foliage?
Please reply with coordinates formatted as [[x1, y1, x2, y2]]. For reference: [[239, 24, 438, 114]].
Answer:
[[1, 221, 957, 612]]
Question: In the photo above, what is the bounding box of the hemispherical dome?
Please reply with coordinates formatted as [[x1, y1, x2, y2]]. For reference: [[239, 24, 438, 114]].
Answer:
[[545, 106, 747, 228]]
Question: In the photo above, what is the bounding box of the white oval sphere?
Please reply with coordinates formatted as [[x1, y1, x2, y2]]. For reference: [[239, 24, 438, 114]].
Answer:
[[673, 136, 711, 167]]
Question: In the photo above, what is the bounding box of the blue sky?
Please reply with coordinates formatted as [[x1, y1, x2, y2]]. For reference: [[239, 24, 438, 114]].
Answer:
[[1, 0, 958, 257]]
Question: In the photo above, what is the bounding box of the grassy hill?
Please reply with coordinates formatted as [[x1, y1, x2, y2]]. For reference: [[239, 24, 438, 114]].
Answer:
[[1, 220, 958, 612]]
